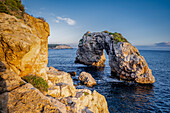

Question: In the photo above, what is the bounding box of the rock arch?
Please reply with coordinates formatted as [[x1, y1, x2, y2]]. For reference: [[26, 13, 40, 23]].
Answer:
[[75, 31, 155, 84]]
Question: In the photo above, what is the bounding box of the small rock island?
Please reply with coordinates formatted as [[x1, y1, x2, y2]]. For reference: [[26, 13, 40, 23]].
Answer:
[[75, 31, 155, 84]]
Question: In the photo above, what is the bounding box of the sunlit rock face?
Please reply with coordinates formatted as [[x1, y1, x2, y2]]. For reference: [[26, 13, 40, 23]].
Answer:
[[0, 12, 110, 113], [0, 13, 50, 80], [75, 31, 155, 84]]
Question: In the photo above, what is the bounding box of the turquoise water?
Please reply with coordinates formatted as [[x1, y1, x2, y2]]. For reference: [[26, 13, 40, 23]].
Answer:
[[48, 49, 170, 113]]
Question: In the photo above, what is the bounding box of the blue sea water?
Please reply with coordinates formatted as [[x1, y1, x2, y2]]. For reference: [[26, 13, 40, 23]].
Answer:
[[48, 49, 170, 113]]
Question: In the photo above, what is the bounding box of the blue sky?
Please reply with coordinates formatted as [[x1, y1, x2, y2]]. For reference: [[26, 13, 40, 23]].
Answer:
[[22, 0, 170, 45]]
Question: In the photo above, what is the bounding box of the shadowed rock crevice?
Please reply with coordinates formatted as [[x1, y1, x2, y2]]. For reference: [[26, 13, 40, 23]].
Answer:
[[75, 31, 155, 84], [0, 61, 8, 113]]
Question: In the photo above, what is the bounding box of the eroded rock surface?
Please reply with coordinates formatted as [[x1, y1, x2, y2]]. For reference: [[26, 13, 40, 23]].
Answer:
[[75, 31, 155, 84], [0, 83, 66, 113], [0, 13, 50, 80], [0, 12, 109, 112], [79, 71, 97, 87], [0, 67, 109, 113], [47, 70, 74, 86], [59, 89, 109, 113], [46, 68, 109, 112]]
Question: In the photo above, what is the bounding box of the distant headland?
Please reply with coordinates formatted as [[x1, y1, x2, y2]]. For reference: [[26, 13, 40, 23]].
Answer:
[[48, 44, 73, 49]]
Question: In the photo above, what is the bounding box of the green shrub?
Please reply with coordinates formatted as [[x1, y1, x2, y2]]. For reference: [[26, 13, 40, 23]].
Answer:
[[109, 32, 114, 35], [0, 1, 10, 14], [5, 0, 19, 11], [22, 75, 49, 92], [84, 92, 89, 96], [113, 32, 128, 43], [2, 0, 25, 15]]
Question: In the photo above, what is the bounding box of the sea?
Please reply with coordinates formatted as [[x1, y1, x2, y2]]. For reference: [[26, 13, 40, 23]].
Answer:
[[48, 48, 170, 113]]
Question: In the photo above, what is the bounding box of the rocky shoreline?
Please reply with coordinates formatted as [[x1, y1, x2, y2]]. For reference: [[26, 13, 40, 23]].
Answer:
[[0, 0, 155, 112], [0, 13, 109, 112]]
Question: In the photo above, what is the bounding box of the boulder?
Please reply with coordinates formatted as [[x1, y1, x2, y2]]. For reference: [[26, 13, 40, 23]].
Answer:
[[59, 89, 109, 113], [48, 83, 76, 98], [75, 31, 155, 84], [47, 70, 74, 86], [0, 70, 26, 93], [79, 72, 96, 87]]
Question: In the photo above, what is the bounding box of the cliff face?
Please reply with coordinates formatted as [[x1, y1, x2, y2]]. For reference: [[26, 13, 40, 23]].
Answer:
[[0, 13, 109, 112], [75, 31, 155, 84], [0, 13, 49, 79]]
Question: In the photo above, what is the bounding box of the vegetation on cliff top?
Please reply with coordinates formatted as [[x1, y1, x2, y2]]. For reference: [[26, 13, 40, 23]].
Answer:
[[22, 74, 49, 92], [113, 32, 128, 43], [0, 0, 25, 18], [103, 31, 128, 43]]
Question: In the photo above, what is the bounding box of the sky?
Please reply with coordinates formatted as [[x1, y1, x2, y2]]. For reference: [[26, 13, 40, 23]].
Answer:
[[22, 0, 170, 46]]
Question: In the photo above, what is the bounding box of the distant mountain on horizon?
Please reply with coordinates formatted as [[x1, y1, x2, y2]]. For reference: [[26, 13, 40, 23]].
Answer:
[[154, 42, 170, 47], [135, 42, 170, 51]]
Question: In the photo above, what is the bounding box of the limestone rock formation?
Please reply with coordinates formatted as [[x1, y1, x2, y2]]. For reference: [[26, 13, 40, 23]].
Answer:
[[0, 12, 109, 112], [0, 83, 66, 113], [75, 31, 155, 84], [48, 83, 76, 98], [79, 71, 97, 87], [0, 66, 109, 113], [0, 70, 26, 93], [0, 70, 66, 113], [59, 89, 109, 113], [46, 68, 108, 112], [0, 13, 50, 80], [47, 69, 74, 86]]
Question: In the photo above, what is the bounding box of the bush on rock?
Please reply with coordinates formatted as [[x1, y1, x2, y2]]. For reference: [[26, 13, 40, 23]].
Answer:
[[22, 74, 49, 92]]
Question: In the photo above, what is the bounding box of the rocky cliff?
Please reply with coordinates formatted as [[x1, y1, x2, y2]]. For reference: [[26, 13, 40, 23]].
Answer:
[[0, 13, 49, 80], [75, 31, 155, 84], [0, 13, 109, 112]]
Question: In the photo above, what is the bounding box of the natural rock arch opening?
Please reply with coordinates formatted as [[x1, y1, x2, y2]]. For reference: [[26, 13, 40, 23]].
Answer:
[[75, 31, 155, 84]]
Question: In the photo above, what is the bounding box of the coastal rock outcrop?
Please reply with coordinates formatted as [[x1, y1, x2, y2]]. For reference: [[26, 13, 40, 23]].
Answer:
[[0, 83, 66, 113], [0, 70, 66, 113], [75, 31, 155, 84], [0, 13, 50, 80], [46, 68, 109, 112], [79, 71, 97, 87], [0, 11, 109, 112], [59, 89, 109, 113]]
